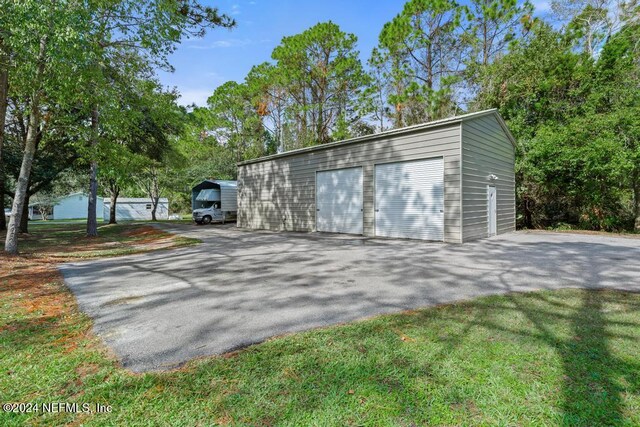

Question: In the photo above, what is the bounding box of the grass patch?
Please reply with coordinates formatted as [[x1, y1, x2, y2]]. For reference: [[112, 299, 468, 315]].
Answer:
[[4, 222, 199, 260], [1, 224, 639, 425], [2, 257, 639, 425]]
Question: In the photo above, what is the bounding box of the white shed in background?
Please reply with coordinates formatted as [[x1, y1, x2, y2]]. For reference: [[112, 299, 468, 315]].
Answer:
[[55, 193, 104, 220], [103, 198, 169, 221], [29, 192, 104, 220]]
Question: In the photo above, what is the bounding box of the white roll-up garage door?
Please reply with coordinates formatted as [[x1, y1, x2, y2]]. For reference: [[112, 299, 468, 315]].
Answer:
[[316, 167, 363, 234], [375, 158, 444, 240]]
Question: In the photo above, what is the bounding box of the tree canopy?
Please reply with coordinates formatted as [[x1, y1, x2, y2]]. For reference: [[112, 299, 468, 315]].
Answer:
[[2, 0, 639, 254]]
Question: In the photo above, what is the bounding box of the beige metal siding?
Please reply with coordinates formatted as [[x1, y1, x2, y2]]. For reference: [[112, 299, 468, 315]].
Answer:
[[461, 115, 516, 241], [220, 186, 238, 212], [238, 124, 462, 243]]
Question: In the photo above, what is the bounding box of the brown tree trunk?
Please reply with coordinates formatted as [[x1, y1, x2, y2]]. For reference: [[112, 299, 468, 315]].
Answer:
[[19, 194, 29, 233], [482, 21, 489, 66], [0, 180, 5, 231], [86, 106, 99, 237], [523, 195, 533, 229], [109, 187, 118, 224], [0, 39, 9, 232], [4, 36, 46, 253], [148, 168, 160, 221], [634, 170, 640, 231], [151, 198, 158, 221], [0, 42, 7, 163]]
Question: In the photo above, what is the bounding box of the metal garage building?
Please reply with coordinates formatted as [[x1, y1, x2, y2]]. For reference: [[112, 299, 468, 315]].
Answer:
[[237, 109, 516, 243]]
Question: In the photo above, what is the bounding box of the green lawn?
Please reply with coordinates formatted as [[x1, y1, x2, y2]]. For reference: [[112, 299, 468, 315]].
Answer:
[[1, 225, 639, 425], [15, 222, 199, 259]]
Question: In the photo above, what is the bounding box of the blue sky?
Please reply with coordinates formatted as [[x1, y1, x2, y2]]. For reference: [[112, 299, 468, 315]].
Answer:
[[158, 0, 552, 107]]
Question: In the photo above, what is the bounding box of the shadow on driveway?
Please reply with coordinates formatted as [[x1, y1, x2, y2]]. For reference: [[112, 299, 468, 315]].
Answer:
[[59, 226, 640, 380]]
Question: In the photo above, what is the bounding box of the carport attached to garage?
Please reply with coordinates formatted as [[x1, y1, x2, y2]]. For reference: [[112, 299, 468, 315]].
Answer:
[[237, 109, 516, 243]]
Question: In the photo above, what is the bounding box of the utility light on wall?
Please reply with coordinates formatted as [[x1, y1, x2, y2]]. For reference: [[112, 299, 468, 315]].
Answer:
[[487, 174, 498, 181]]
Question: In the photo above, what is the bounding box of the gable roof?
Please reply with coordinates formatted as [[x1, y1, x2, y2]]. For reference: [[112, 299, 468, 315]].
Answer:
[[205, 179, 237, 189], [29, 192, 104, 207], [238, 109, 516, 166], [59, 192, 87, 199], [192, 179, 237, 192]]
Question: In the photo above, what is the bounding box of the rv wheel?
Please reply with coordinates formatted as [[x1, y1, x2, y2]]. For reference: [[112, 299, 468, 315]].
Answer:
[[202, 215, 212, 225]]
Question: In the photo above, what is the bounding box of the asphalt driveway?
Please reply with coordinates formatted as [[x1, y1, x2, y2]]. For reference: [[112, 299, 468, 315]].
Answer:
[[60, 224, 640, 372]]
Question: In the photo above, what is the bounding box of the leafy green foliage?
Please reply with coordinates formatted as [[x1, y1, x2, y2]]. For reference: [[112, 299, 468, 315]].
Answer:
[[1, 1, 236, 248], [203, 21, 371, 157], [98, 78, 186, 219], [528, 113, 635, 229], [166, 107, 238, 212], [270, 21, 371, 145], [551, 0, 617, 56], [474, 19, 640, 230], [207, 81, 268, 161], [3, 0, 639, 230], [376, 0, 468, 125]]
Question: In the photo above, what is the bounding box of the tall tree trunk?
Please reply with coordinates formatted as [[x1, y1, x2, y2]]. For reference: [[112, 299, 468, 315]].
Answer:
[[425, 45, 434, 121], [482, 21, 489, 66], [317, 102, 323, 143], [0, 40, 7, 162], [86, 106, 99, 237], [148, 168, 160, 221], [151, 173, 159, 221], [523, 195, 533, 229], [4, 36, 46, 254], [108, 184, 119, 224], [19, 193, 29, 233], [0, 39, 9, 232], [301, 87, 308, 147], [634, 170, 640, 231], [151, 198, 158, 221], [0, 181, 5, 231]]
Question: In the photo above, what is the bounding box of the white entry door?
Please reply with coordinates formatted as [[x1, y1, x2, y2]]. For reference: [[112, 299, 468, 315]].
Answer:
[[316, 167, 363, 234], [375, 158, 444, 240], [487, 185, 497, 236]]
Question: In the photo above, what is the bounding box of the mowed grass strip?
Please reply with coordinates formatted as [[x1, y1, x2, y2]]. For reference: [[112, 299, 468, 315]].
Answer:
[[1, 224, 639, 426], [13, 222, 199, 259]]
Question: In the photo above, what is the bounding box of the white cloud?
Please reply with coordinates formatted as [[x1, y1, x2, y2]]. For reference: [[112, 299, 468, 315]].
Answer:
[[231, 4, 241, 15], [175, 72, 228, 107], [186, 38, 253, 49], [177, 89, 214, 107]]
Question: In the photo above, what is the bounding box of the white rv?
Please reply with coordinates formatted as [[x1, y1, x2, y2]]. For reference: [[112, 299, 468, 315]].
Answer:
[[191, 180, 237, 225]]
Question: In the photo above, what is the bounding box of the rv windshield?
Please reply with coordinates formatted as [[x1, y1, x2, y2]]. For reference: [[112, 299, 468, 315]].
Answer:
[[201, 201, 220, 209]]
